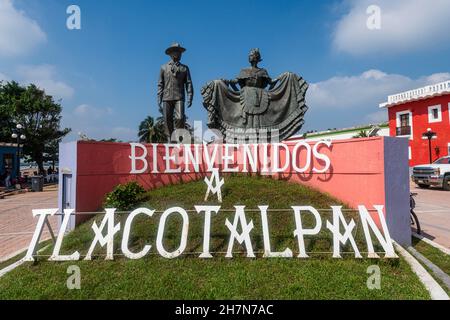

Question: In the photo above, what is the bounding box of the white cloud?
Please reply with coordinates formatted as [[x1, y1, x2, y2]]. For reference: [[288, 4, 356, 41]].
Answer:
[[307, 69, 450, 110], [0, 0, 46, 56], [304, 70, 450, 129], [333, 0, 450, 55], [364, 110, 388, 123], [73, 104, 114, 118], [17, 65, 74, 99], [111, 127, 137, 141], [62, 105, 136, 142]]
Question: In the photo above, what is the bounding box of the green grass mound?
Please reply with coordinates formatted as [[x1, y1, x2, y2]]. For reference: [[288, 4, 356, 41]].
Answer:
[[0, 175, 429, 299]]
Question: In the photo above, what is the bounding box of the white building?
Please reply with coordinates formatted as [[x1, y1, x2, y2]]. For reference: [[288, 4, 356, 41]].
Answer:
[[287, 123, 389, 142]]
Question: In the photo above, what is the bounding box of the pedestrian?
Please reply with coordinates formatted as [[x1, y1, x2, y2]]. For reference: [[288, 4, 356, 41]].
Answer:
[[5, 169, 11, 189]]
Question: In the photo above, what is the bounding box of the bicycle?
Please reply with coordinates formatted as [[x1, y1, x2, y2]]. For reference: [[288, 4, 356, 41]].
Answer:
[[410, 192, 421, 234]]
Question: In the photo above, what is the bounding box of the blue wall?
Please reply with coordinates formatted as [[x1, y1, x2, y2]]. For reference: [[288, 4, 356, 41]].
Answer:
[[0, 145, 21, 180]]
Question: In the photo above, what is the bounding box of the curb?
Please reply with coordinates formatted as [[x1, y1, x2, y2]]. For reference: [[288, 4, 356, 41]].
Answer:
[[0, 246, 28, 264], [0, 244, 51, 279], [408, 246, 450, 291], [0, 259, 25, 278], [412, 232, 450, 255], [394, 242, 449, 300]]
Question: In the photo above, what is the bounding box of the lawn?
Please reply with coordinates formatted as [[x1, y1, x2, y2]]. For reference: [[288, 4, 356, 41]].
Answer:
[[412, 237, 450, 275], [411, 237, 450, 295], [0, 175, 430, 299]]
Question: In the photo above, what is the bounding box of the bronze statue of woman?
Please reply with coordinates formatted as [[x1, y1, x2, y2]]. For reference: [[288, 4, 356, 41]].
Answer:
[[201, 48, 309, 142]]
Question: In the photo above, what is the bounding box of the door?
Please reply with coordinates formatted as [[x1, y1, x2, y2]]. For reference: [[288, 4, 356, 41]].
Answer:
[[62, 174, 73, 209], [61, 174, 75, 230]]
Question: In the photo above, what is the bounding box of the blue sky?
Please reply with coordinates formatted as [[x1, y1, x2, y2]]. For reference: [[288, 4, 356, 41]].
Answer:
[[1, 0, 450, 141]]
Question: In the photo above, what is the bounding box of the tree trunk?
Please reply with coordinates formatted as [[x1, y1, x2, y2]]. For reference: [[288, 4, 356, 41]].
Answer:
[[37, 159, 45, 176]]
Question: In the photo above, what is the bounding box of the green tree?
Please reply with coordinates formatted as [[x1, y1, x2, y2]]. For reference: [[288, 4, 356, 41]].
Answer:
[[138, 115, 166, 143], [0, 81, 71, 174], [0, 81, 24, 141]]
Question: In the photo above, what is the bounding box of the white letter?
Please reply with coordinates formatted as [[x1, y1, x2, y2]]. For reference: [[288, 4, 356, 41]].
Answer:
[[312, 140, 331, 173], [24, 208, 58, 261], [85, 208, 121, 260], [225, 206, 255, 258], [49, 209, 80, 261], [292, 141, 312, 173], [151, 144, 159, 173], [184, 144, 200, 173], [358, 205, 397, 258], [129, 143, 148, 174], [156, 207, 189, 259], [203, 142, 219, 171], [326, 206, 362, 258], [66, 5, 81, 30], [260, 143, 271, 175], [242, 144, 258, 173], [164, 144, 182, 173], [223, 144, 239, 172], [260, 206, 292, 257], [292, 206, 322, 258], [367, 265, 381, 290], [366, 5, 381, 30], [121, 208, 154, 259], [272, 143, 290, 173], [66, 265, 81, 289], [195, 205, 221, 258]]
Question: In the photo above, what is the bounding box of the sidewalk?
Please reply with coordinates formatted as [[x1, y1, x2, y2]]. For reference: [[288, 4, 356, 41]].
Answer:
[[412, 184, 450, 249], [0, 186, 58, 262]]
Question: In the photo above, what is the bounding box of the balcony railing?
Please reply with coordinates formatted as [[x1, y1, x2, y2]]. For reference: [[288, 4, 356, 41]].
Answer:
[[396, 126, 411, 136]]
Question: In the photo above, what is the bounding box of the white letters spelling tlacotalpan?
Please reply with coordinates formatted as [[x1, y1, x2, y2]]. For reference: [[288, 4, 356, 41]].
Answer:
[[26, 205, 397, 261]]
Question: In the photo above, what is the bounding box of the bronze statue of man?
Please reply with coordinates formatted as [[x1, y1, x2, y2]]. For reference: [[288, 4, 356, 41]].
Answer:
[[157, 43, 193, 141]]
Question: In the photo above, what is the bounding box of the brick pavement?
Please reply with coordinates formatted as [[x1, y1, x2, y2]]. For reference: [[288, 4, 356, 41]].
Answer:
[[0, 186, 58, 262]]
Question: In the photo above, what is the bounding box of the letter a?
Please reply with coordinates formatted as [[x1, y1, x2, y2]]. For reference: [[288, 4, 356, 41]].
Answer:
[[225, 206, 255, 258]]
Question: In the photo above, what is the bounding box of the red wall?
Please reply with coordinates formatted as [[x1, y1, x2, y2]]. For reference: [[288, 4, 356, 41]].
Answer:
[[387, 94, 450, 166], [75, 138, 387, 220]]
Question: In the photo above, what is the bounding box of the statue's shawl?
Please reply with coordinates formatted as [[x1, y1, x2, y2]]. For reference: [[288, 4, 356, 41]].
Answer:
[[201, 72, 309, 142], [236, 67, 270, 80]]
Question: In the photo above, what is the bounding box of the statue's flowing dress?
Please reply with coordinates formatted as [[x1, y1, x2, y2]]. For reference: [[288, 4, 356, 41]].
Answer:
[[201, 67, 308, 142]]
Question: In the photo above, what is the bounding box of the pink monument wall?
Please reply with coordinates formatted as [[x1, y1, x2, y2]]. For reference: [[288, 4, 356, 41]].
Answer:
[[58, 136, 411, 245]]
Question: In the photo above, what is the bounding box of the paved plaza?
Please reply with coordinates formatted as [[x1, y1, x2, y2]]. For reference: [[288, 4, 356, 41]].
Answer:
[[411, 184, 450, 249], [0, 186, 58, 262]]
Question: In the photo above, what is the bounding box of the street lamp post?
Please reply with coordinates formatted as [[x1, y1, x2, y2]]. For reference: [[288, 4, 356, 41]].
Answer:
[[11, 124, 26, 179], [422, 128, 437, 164]]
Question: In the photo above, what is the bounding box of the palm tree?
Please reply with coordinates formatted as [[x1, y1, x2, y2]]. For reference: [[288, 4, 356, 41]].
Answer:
[[138, 116, 166, 143], [353, 130, 369, 138]]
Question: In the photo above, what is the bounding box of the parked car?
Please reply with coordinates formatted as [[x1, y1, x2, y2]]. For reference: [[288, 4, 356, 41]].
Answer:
[[412, 156, 450, 190]]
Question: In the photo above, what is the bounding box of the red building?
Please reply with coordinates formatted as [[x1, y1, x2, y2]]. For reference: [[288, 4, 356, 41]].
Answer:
[[380, 80, 450, 167]]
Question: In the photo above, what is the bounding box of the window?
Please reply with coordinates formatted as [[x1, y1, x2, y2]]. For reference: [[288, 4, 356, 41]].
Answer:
[[433, 108, 439, 119], [433, 157, 450, 165], [400, 114, 409, 127], [428, 104, 442, 123], [395, 110, 412, 138]]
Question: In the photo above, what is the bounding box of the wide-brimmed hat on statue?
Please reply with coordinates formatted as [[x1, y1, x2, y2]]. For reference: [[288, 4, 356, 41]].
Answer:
[[165, 43, 186, 55]]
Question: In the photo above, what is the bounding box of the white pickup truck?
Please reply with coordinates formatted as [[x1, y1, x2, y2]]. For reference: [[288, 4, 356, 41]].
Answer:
[[412, 156, 450, 190]]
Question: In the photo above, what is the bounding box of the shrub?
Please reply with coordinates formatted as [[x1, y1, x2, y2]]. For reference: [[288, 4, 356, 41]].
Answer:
[[103, 181, 147, 211]]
